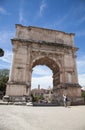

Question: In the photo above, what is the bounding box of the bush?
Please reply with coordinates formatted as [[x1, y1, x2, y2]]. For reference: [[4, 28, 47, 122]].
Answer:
[[0, 69, 9, 95], [31, 94, 44, 102], [82, 91, 85, 102]]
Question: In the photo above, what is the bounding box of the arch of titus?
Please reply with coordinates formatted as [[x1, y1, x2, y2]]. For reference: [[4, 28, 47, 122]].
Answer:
[[6, 24, 83, 103]]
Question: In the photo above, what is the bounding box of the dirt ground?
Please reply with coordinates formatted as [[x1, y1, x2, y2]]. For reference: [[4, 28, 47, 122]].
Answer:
[[0, 105, 85, 130]]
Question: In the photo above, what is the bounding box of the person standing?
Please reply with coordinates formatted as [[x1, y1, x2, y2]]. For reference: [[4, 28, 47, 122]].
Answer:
[[63, 94, 67, 107]]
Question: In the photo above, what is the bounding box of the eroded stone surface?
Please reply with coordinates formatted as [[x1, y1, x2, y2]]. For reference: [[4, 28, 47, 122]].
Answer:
[[5, 25, 81, 102]]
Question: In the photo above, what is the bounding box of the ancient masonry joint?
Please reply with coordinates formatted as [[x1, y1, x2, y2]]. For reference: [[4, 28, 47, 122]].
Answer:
[[4, 24, 84, 105]]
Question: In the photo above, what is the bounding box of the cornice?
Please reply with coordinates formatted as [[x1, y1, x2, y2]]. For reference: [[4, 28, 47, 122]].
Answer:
[[11, 38, 78, 51]]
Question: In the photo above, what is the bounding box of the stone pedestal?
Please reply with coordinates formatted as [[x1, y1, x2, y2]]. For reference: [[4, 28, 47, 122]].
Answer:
[[6, 84, 29, 96], [52, 83, 84, 105], [5, 82, 30, 102], [53, 83, 81, 97]]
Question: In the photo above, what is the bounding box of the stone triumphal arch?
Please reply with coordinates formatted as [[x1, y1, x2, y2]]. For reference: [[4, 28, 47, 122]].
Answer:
[[6, 24, 82, 103]]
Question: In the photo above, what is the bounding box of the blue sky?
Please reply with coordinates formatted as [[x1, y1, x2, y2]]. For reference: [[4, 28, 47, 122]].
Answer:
[[0, 0, 85, 88]]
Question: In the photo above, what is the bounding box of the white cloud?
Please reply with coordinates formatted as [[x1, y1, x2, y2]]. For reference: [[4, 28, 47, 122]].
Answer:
[[49, 5, 85, 30], [39, 0, 47, 16], [77, 58, 85, 66], [19, 11, 24, 23], [32, 76, 53, 89], [0, 63, 11, 69], [0, 6, 10, 15], [19, 0, 26, 24], [77, 56, 85, 73], [32, 65, 53, 88], [77, 55, 85, 86], [32, 65, 53, 76], [0, 30, 14, 69], [78, 74, 85, 86], [0, 31, 14, 44], [54, 15, 68, 27], [44, 14, 69, 30], [0, 50, 12, 64]]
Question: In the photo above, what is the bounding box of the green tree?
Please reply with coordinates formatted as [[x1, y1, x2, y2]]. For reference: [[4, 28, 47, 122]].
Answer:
[[0, 69, 9, 95], [31, 95, 44, 102], [0, 48, 4, 57], [82, 90, 85, 102]]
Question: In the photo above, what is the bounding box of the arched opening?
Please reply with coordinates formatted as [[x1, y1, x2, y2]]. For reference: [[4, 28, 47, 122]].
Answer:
[[31, 65, 53, 89], [31, 57, 60, 89], [30, 57, 60, 102]]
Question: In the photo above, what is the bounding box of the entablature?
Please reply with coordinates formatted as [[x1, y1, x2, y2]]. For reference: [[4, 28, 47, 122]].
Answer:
[[11, 38, 78, 52]]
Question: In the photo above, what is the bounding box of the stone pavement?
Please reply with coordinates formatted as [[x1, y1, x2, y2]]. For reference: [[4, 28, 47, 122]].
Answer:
[[0, 105, 85, 130]]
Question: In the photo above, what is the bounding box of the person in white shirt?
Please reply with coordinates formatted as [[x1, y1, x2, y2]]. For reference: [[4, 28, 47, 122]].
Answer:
[[63, 94, 67, 107]]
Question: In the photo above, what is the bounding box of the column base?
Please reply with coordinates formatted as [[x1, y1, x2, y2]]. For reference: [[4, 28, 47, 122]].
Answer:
[[52, 83, 84, 105], [3, 95, 31, 102], [4, 82, 31, 102]]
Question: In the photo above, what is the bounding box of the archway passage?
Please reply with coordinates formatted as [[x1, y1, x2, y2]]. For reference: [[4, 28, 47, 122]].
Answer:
[[31, 65, 53, 89], [5, 24, 82, 104], [32, 57, 60, 89]]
